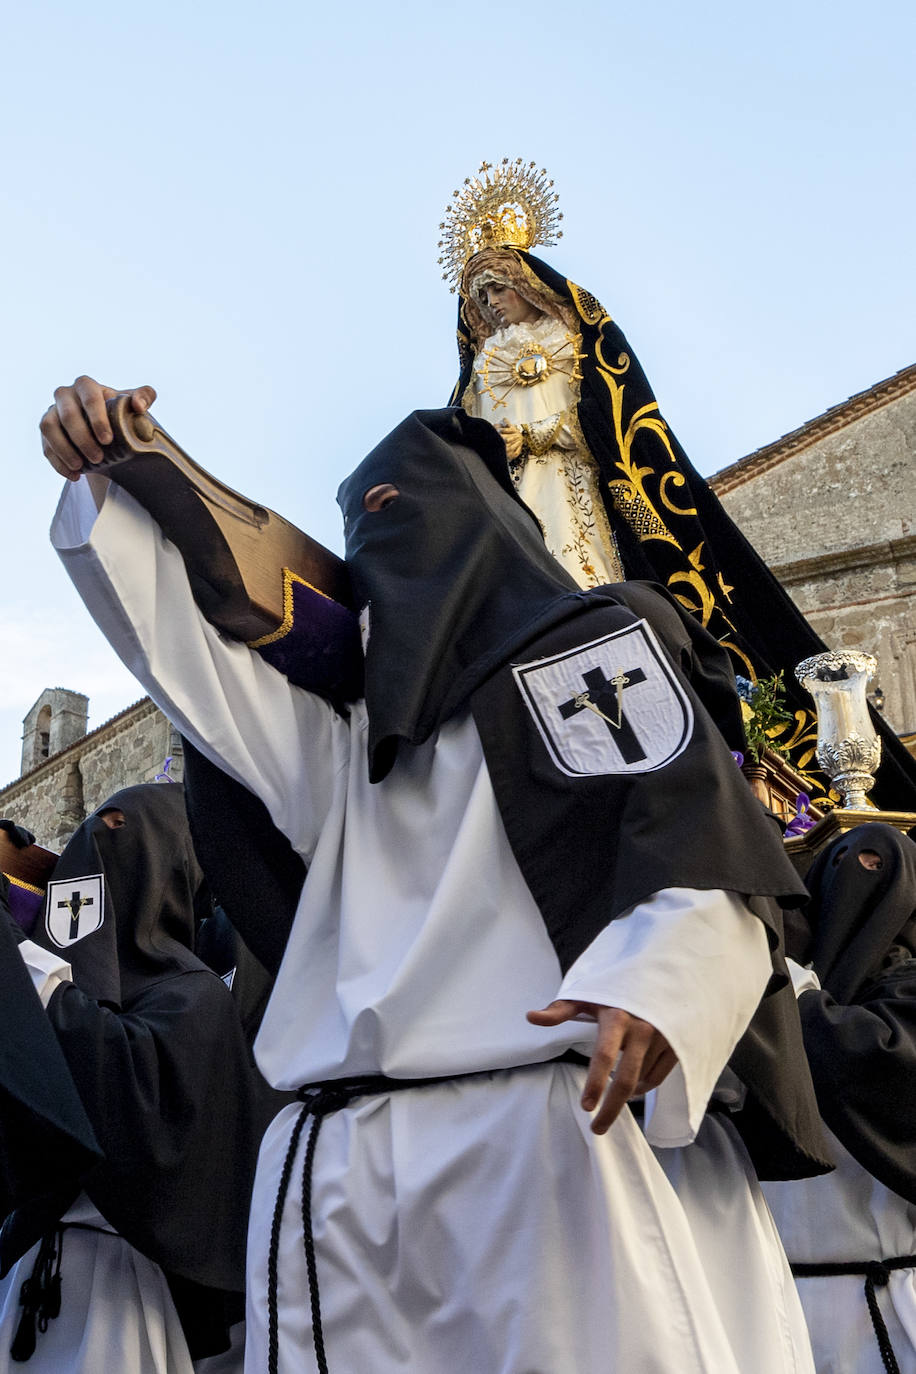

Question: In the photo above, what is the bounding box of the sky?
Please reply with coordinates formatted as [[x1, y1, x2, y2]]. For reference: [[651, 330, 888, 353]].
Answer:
[[0, 0, 913, 791]]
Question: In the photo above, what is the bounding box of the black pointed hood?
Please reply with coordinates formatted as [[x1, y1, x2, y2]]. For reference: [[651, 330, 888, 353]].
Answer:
[[804, 823, 916, 1002], [34, 783, 208, 1007], [337, 408, 587, 781]]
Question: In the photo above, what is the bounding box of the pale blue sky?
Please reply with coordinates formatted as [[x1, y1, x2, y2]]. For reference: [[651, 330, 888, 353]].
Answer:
[[0, 0, 913, 791]]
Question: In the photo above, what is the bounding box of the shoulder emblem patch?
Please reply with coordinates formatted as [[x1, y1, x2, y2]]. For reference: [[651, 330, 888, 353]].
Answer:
[[512, 620, 693, 777], [45, 874, 105, 948]]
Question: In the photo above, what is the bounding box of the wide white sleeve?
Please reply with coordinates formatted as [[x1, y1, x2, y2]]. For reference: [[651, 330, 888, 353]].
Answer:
[[557, 887, 771, 1147], [51, 477, 346, 858], [18, 939, 73, 1008]]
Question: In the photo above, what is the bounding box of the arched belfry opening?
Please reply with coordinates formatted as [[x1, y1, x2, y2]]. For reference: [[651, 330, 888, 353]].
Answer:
[[20, 688, 89, 775]]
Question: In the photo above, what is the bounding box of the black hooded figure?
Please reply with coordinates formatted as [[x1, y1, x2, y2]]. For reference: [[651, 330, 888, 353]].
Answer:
[[336, 409, 829, 1174], [764, 824, 916, 1374], [0, 784, 267, 1367], [451, 245, 916, 812], [786, 824, 916, 1198], [53, 403, 829, 1373]]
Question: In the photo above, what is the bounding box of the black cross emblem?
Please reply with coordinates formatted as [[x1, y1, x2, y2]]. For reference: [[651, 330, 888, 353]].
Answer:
[[558, 665, 648, 765], [58, 889, 94, 942]]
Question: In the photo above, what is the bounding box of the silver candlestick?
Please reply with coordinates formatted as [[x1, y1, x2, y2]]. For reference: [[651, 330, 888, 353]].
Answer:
[[795, 651, 881, 809]]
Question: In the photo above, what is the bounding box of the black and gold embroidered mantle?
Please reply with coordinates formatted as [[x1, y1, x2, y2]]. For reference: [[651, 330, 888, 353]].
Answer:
[[450, 248, 916, 810]]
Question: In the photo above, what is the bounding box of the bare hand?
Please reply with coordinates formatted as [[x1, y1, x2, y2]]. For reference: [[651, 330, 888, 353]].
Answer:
[[527, 1000, 677, 1134], [498, 421, 524, 461], [40, 376, 157, 480]]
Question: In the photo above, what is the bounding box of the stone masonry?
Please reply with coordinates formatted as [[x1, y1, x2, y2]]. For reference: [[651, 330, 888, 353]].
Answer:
[[710, 366, 916, 740], [0, 696, 183, 852]]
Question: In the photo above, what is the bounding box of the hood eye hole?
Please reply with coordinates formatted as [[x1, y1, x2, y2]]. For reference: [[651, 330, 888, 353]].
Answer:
[[363, 484, 400, 512], [98, 808, 127, 829]]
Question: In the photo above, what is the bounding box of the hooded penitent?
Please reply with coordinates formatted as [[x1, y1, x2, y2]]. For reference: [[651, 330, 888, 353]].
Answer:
[[34, 783, 210, 1005], [337, 408, 799, 921], [337, 409, 830, 1170], [789, 824, 916, 1201], [336, 408, 830, 1179], [0, 880, 101, 1222], [450, 246, 916, 812], [800, 823, 916, 1003], [0, 784, 267, 1360]]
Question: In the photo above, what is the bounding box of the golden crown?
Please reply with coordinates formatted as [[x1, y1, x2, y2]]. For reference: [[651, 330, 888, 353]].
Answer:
[[437, 158, 563, 292]]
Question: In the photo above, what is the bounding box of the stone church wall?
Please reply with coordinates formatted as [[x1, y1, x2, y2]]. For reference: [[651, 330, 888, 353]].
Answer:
[[0, 699, 183, 852], [717, 387, 915, 567], [712, 379, 916, 738]]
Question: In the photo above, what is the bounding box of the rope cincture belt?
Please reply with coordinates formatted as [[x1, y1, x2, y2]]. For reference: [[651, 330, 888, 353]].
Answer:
[[791, 1255, 916, 1374], [266, 1051, 589, 1374], [10, 1222, 117, 1362]]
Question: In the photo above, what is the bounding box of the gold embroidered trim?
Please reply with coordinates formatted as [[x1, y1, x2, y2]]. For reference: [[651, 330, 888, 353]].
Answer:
[[521, 414, 564, 456], [511, 252, 571, 317], [568, 281, 608, 325], [658, 470, 698, 517], [248, 568, 335, 649], [3, 872, 44, 896], [559, 451, 625, 585], [607, 481, 677, 544]]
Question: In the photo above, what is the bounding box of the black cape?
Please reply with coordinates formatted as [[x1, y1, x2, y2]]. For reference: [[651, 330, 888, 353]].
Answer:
[[790, 824, 916, 1201], [0, 880, 101, 1229], [337, 409, 807, 933], [0, 785, 268, 1359], [451, 248, 916, 811], [183, 736, 304, 980]]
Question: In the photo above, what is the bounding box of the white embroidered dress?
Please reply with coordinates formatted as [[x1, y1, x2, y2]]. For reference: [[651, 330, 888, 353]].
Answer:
[[464, 315, 624, 587]]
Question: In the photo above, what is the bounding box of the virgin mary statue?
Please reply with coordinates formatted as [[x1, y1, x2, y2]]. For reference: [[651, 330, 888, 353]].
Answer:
[[439, 159, 916, 809]]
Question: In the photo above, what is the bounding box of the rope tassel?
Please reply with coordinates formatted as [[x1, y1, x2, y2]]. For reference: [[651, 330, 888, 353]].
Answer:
[[10, 1228, 63, 1362]]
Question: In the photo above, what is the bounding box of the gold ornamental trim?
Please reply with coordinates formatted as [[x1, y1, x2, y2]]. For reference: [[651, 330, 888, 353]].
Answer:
[[248, 568, 336, 649]]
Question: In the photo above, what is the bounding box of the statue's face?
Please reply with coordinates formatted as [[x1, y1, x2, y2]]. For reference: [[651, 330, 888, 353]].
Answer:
[[482, 282, 542, 327]]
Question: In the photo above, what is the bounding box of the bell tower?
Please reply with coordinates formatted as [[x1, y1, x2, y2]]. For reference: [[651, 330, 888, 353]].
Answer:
[[20, 688, 89, 775]]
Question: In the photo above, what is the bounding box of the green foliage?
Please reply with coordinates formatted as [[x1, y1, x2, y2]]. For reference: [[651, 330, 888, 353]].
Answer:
[[742, 671, 794, 764]]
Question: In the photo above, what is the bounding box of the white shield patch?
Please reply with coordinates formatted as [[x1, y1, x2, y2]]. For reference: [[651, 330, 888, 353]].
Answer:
[[512, 620, 694, 777], [45, 874, 105, 949]]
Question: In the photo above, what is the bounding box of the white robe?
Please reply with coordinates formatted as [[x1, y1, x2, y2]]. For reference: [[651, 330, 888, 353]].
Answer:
[[0, 1216, 195, 1374], [655, 1111, 816, 1374], [765, 1128, 916, 1372], [53, 478, 792, 1373]]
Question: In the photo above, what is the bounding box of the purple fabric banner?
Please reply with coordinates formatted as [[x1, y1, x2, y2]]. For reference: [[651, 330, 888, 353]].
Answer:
[[253, 577, 363, 701]]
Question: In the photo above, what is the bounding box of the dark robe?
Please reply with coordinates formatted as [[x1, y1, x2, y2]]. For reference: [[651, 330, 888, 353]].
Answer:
[[0, 785, 268, 1360], [789, 823, 916, 1201], [0, 880, 100, 1231]]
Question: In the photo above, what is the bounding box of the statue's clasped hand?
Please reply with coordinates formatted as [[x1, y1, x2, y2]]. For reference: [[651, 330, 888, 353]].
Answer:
[[496, 419, 524, 461]]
